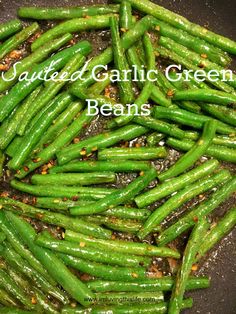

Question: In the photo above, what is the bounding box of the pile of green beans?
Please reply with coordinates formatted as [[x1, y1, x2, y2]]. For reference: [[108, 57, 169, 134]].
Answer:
[[0, 0, 235, 313]]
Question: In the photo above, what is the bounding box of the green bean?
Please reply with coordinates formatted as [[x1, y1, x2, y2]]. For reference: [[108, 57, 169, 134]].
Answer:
[[110, 16, 134, 104], [49, 160, 151, 174], [0, 19, 22, 40], [1, 197, 112, 239], [1, 242, 69, 304], [0, 231, 6, 243], [0, 211, 55, 285], [98, 147, 167, 161], [70, 15, 155, 95], [0, 40, 91, 122], [57, 125, 148, 165], [135, 159, 218, 208], [111, 33, 156, 127], [147, 132, 165, 147], [212, 135, 236, 149], [0, 288, 18, 307], [10, 179, 115, 199], [200, 103, 236, 127], [0, 22, 39, 61], [18, 5, 120, 19], [173, 89, 236, 105], [32, 14, 115, 51], [61, 299, 193, 313], [0, 268, 33, 309], [158, 176, 236, 246], [159, 36, 236, 89], [34, 101, 84, 151], [153, 19, 231, 66], [120, 0, 236, 54], [65, 231, 180, 259], [158, 120, 216, 181], [35, 197, 151, 220], [0, 32, 72, 92], [120, 1, 132, 30], [197, 207, 236, 261], [18, 51, 87, 136], [87, 277, 210, 292], [156, 45, 234, 94], [166, 137, 236, 163], [31, 172, 116, 186], [36, 232, 151, 267], [5, 211, 95, 306], [8, 93, 73, 170], [58, 253, 150, 281], [126, 45, 173, 108], [168, 219, 209, 314], [70, 167, 156, 215], [134, 115, 187, 139], [153, 106, 235, 135], [0, 86, 43, 150], [138, 170, 231, 239]]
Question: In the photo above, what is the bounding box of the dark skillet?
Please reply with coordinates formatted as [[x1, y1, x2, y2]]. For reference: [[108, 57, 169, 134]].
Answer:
[[0, 0, 235, 313]]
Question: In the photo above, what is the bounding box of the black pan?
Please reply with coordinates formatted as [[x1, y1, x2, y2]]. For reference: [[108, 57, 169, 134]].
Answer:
[[0, 1, 235, 313]]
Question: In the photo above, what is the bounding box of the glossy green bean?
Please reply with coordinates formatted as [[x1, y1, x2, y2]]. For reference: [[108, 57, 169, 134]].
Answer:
[[1, 197, 112, 239], [0, 150, 4, 177], [8, 93, 73, 170], [173, 89, 236, 105], [166, 137, 236, 163], [34, 101, 84, 152], [32, 14, 115, 50], [158, 176, 236, 246], [0, 22, 39, 61], [168, 219, 209, 314], [31, 172, 116, 186], [197, 206, 236, 261], [120, 0, 236, 53], [0, 19, 22, 40], [158, 120, 216, 181], [87, 277, 210, 292], [36, 232, 151, 267], [49, 160, 151, 174], [70, 167, 156, 215], [153, 18, 231, 66], [98, 147, 167, 160], [200, 103, 236, 127], [153, 106, 235, 135], [110, 15, 134, 104], [10, 179, 115, 199], [138, 170, 231, 239], [15, 106, 96, 178], [135, 159, 219, 208], [0, 288, 18, 307], [18, 5, 120, 19], [65, 231, 180, 259], [147, 132, 165, 147], [57, 125, 148, 165], [5, 211, 95, 306], [0, 40, 91, 122]]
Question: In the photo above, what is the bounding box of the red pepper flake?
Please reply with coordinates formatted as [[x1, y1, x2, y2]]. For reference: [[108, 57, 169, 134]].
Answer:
[[80, 149, 87, 156], [1, 191, 9, 198], [191, 264, 198, 271], [201, 53, 208, 59], [135, 143, 141, 148], [139, 171, 145, 176], [193, 216, 198, 222], [73, 137, 80, 144], [9, 50, 22, 59], [72, 196, 79, 201], [23, 166, 29, 172], [167, 89, 175, 97], [0, 64, 9, 71], [31, 296, 37, 304]]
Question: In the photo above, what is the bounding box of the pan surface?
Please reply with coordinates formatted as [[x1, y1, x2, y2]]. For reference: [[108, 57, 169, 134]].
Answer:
[[0, 0, 235, 313]]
